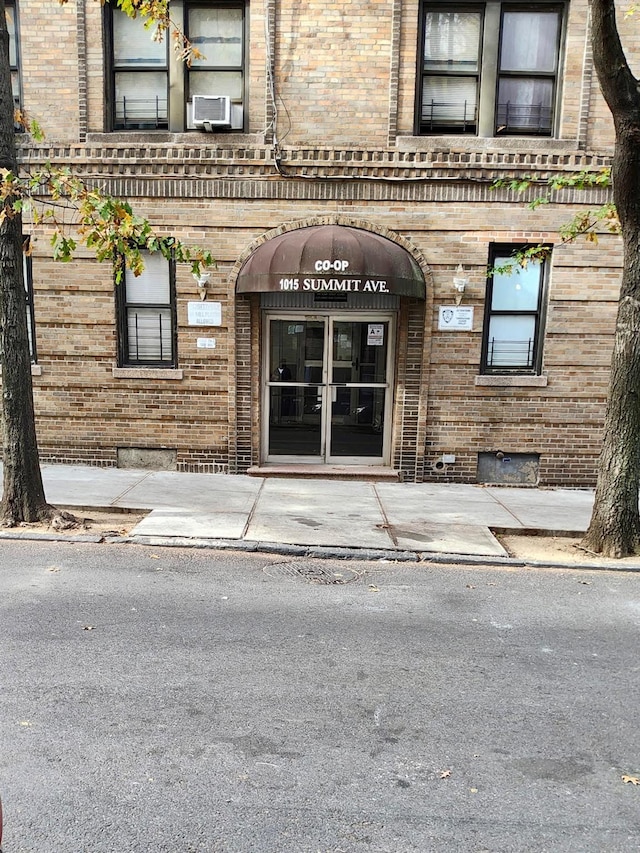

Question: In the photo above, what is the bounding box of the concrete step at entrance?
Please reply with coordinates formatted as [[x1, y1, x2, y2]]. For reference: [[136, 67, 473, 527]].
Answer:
[[247, 464, 401, 481]]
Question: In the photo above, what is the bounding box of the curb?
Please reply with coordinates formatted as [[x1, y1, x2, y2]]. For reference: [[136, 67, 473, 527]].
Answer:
[[2, 527, 640, 572], [0, 531, 105, 544]]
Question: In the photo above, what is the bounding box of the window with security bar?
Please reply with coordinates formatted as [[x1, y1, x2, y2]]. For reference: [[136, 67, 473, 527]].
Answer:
[[107, 2, 246, 133], [116, 252, 177, 367], [417, 2, 564, 136], [6, 0, 22, 129], [110, 10, 169, 130], [480, 245, 549, 374]]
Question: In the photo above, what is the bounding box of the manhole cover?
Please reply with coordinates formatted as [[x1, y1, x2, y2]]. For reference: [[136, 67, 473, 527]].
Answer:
[[263, 561, 361, 584]]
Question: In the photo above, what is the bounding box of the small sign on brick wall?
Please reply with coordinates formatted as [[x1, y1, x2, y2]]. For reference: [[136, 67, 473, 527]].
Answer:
[[438, 306, 474, 331], [188, 301, 222, 326], [197, 338, 216, 349]]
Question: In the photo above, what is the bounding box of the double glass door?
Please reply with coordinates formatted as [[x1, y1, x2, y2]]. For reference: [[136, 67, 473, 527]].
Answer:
[[265, 314, 394, 464]]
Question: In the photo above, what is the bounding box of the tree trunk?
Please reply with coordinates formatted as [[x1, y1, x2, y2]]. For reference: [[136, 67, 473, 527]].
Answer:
[[581, 0, 640, 556], [581, 240, 640, 556], [0, 0, 52, 525]]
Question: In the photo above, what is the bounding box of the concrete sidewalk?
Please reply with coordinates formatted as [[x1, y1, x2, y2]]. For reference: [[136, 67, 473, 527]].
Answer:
[[15, 463, 600, 559]]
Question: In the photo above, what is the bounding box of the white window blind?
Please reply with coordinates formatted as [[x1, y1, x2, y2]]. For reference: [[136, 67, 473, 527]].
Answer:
[[422, 77, 478, 124], [423, 10, 481, 72], [123, 253, 173, 364], [125, 252, 170, 304]]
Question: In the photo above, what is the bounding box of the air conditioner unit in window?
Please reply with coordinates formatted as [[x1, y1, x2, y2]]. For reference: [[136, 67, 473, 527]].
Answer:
[[192, 95, 232, 130]]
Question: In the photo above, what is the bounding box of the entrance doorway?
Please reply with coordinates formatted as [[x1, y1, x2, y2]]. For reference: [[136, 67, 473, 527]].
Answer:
[[264, 314, 395, 464]]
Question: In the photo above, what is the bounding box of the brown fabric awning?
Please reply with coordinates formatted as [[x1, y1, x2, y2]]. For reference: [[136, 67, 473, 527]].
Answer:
[[236, 225, 425, 299]]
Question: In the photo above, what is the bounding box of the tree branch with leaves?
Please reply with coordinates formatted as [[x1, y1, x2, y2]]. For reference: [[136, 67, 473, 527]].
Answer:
[[0, 0, 212, 526]]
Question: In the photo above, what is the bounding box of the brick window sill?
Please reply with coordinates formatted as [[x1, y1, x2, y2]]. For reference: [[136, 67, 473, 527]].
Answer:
[[112, 367, 184, 380], [475, 375, 548, 388]]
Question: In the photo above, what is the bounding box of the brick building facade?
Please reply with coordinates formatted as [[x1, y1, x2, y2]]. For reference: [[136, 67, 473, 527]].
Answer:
[[6, 0, 636, 484]]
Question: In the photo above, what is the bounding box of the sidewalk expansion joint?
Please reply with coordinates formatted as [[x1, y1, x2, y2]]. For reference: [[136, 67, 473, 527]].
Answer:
[[241, 478, 265, 540], [110, 470, 155, 507], [372, 483, 398, 547], [484, 488, 525, 528]]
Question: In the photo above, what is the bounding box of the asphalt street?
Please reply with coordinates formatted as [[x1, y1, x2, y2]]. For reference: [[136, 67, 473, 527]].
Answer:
[[1, 541, 639, 852]]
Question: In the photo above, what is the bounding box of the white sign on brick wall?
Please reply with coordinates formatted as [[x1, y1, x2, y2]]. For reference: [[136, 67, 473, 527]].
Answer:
[[188, 301, 222, 326], [438, 306, 474, 331]]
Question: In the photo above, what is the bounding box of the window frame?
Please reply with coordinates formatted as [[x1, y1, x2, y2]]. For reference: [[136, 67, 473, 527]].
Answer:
[[417, 4, 484, 135], [105, 0, 248, 133], [480, 244, 550, 375], [416, 0, 566, 138], [115, 252, 178, 368], [106, 7, 170, 131], [6, 0, 23, 130], [185, 0, 246, 130], [494, 5, 564, 136]]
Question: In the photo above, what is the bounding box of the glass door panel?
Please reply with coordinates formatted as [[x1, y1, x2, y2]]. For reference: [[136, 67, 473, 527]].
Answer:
[[330, 387, 386, 457], [268, 385, 322, 456], [329, 320, 389, 460], [269, 319, 324, 383], [332, 321, 388, 383], [268, 320, 325, 458]]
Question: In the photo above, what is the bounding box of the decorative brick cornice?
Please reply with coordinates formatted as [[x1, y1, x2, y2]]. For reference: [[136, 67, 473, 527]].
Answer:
[[17, 141, 612, 185], [20, 175, 612, 207]]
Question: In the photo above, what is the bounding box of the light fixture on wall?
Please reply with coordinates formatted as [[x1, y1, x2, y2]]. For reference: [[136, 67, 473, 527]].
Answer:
[[193, 272, 211, 301], [453, 264, 468, 305]]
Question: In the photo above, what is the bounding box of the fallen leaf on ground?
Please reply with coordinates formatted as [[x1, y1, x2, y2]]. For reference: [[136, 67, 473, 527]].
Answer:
[[439, 769, 451, 779], [622, 775, 640, 785], [83, 625, 95, 631], [369, 585, 380, 592]]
